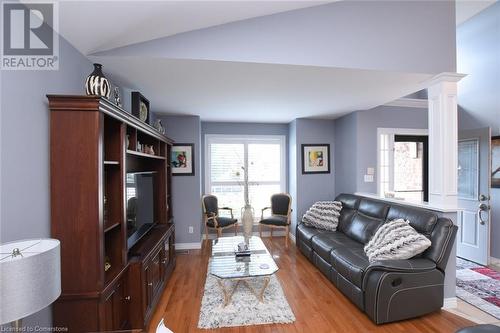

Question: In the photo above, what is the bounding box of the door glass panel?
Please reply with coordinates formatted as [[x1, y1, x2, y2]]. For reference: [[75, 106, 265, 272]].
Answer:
[[458, 139, 479, 199], [393, 141, 424, 201]]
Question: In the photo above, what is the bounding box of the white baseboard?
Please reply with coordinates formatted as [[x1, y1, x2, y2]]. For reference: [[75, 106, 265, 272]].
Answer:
[[175, 242, 202, 250], [489, 256, 500, 266], [442, 297, 458, 309]]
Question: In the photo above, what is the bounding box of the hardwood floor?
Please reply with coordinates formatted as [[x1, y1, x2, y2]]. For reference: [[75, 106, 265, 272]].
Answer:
[[148, 237, 473, 333]]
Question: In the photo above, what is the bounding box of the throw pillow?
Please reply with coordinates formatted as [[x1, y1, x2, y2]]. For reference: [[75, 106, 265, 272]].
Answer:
[[364, 218, 431, 262], [302, 201, 342, 231]]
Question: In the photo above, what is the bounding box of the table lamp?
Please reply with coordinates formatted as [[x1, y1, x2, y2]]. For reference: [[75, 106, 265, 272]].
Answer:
[[0, 239, 61, 329]]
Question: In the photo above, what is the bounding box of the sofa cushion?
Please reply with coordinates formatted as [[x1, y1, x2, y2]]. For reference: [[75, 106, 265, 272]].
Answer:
[[260, 215, 288, 226], [386, 205, 437, 237], [335, 193, 360, 209], [297, 223, 326, 247], [331, 247, 370, 288], [337, 208, 357, 234], [364, 219, 432, 262], [207, 216, 237, 228], [311, 232, 363, 262], [343, 213, 383, 244], [358, 199, 390, 219]]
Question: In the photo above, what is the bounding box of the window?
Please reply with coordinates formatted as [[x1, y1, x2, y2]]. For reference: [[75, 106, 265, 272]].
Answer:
[[205, 135, 286, 221]]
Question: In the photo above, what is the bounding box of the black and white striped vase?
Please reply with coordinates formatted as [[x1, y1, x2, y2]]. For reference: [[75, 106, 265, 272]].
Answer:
[[85, 63, 110, 98]]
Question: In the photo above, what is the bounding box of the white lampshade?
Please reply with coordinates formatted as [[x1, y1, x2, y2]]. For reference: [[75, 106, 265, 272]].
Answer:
[[0, 239, 61, 325]]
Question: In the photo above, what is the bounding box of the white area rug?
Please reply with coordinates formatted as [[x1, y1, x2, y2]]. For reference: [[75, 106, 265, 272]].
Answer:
[[197, 273, 295, 329]]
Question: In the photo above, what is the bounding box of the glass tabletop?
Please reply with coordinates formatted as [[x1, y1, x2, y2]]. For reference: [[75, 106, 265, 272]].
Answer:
[[209, 236, 279, 279]]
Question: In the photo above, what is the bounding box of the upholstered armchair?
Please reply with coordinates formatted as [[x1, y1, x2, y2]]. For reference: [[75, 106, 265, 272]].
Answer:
[[202, 194, 238, 240], [259, 193, 292, 247]]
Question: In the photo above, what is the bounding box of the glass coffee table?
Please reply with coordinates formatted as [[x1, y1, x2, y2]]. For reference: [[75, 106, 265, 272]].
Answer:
[[209, 236, 278, 307]]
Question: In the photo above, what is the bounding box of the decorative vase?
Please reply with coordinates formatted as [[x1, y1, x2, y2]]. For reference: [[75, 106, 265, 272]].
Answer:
[[85, 63, 110, 98], [242, 204, 254, 245]]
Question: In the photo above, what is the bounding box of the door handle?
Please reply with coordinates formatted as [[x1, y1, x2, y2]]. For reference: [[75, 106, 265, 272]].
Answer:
[[478, 203, 490, 225]]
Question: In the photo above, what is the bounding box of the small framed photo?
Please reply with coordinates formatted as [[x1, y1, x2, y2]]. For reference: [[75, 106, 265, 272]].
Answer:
[[131, 91, 150, 125], [492, 136, 500, 188], [171, 143, 194, 176], [302, 144, 330, 174]]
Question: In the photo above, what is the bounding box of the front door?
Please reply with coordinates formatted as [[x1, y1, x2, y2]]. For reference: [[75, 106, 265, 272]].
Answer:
[[457, 127, 491, 265]]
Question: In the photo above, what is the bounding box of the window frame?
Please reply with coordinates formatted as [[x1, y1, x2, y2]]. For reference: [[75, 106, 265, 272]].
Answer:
[[377, 128, 428, 200], [204, 134, 287, 216]]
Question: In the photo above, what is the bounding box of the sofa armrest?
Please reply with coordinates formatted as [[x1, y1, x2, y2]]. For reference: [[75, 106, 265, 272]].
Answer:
[[362, 258, 436, 290]]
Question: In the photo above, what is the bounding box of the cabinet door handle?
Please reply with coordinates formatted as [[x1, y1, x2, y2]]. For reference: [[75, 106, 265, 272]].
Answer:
[[148, 282, 153, 286], [161, 259, 167, 264], [124, 296, 131, 301]]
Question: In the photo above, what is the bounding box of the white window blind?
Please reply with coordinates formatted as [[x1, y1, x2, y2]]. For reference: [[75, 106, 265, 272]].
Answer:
[[205, 135, 286, 221]]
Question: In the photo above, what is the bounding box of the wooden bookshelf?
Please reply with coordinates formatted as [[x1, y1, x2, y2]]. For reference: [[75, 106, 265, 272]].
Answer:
[[48, 95, 175, 332]]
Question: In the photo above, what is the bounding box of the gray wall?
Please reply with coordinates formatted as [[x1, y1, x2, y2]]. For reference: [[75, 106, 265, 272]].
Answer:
[[288, 120, 298, 232], [0, 37, 91, 327], [457, 2, 500, 258], [99, 1, 456, 75], [334, 112, 358, 195], [356, 106, 428, 193], [334, 106, 428, 196], [289, 119, 336, 233], [157, 115, 202, 245]]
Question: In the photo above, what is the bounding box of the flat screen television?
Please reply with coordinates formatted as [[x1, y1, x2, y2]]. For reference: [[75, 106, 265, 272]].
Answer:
[[126, 171, 157, 249]]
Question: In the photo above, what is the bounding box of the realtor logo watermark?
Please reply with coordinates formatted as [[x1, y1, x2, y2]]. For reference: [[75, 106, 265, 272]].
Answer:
[[1, 1, 59, 70]]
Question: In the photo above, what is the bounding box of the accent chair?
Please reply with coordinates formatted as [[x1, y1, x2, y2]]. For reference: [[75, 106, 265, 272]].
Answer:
[[259, 193, 292, 247], [202, 194, 238, 240]]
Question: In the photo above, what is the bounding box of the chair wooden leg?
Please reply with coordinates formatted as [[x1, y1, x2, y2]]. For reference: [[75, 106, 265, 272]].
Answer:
[[234, 223, 238, 236], [217, 228, 222, 238], [285, 225, 289, 248], [204, 224, 209, 244], [270, 227, 273, 239], [259, 224, 262, 238]]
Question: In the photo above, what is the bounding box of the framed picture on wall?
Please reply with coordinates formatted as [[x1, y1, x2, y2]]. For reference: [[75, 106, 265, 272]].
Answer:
[[302, 144, 330, 174], [492, 136, 500, 188], [171, 143, 195, 176]]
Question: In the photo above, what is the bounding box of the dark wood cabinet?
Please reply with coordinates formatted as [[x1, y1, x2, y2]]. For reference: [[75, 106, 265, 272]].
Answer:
[[128, 225, 175, 328], [48, 95, 175, 332], [102, 275, 129, 330]]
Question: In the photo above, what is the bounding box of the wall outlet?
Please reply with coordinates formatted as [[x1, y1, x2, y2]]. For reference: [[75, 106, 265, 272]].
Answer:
[[367, 167, 375, 175], [188, 226, 194, 234], [364, 174, 374, 183]]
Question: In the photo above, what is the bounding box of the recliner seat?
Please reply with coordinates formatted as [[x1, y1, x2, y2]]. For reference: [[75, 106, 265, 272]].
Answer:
[[296, 193, 457, 324]]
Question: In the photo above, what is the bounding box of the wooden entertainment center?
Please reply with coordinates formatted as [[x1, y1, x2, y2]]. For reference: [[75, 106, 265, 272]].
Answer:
[[48, 95, 175, 331]]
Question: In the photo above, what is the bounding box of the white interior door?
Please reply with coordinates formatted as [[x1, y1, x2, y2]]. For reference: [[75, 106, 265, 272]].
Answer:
[[457, 127, 491, 265]]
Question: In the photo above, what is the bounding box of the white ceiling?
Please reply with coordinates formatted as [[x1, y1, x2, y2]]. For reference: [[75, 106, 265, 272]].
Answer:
[[456, 0, 497, 25], [93, 57, 433, 122], [57, 1, 329, 55], [53, 1, 489, 122]]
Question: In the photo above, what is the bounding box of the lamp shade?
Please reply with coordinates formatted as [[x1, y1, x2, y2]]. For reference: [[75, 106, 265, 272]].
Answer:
[[0, 239, 61, 325]]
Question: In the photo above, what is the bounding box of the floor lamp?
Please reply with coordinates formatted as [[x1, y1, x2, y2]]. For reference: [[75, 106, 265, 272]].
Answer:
[[0, 239, 61, 330]]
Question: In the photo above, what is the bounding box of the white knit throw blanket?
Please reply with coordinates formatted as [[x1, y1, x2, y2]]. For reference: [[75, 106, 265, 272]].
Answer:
[[302, 201, 342, 231], [364, 219, 432, 262]]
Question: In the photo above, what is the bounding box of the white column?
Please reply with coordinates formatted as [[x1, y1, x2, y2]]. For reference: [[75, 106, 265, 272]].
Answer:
[[427, 73, 465, 206]]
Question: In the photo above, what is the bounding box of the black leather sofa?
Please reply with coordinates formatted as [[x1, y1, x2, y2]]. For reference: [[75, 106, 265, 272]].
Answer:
[[296, 193, 458, 324]]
